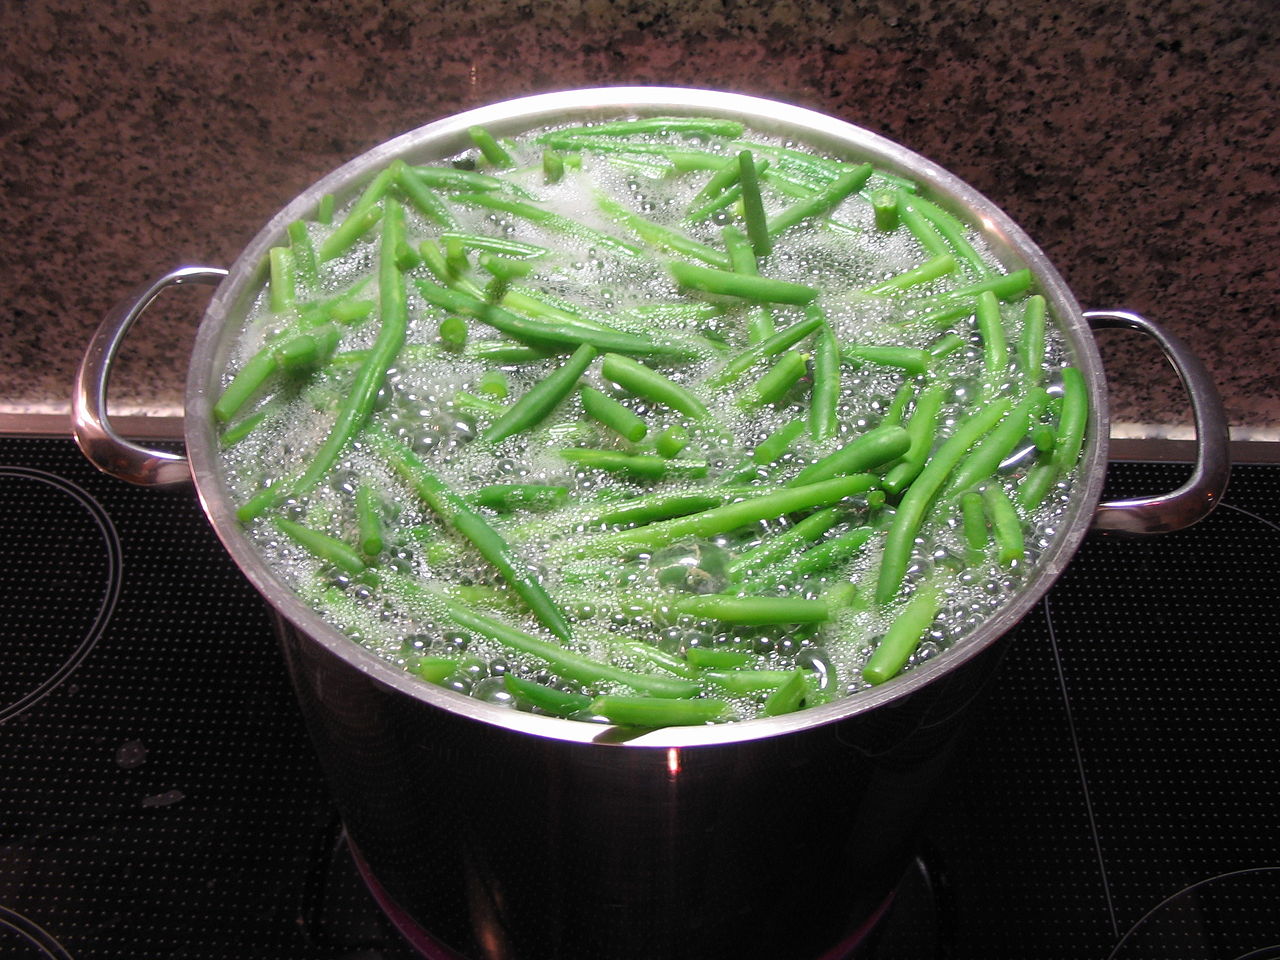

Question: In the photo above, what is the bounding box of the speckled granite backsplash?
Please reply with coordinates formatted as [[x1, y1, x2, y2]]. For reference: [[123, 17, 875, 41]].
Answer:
[[3, 0, 1277, 436]]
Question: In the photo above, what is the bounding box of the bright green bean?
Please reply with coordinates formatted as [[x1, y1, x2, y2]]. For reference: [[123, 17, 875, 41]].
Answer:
[[862, 254, 957, 296], [753, 418, 807, 464], [504, 674, 591, 715], [882, 383, 916, 427], [655, 425, 690, 458], [590, 695, 729, 726], [704, 669, 813, 696], [707, 309, 826, 388], [896, 193, 950, 259], [863, 580, 941, 684], [740, 350, 807, 409], [737, 150, 771, 258], [560, 449, 705, 481], [452, 191, 643, 258], [726, 506, 841, 580], [544, 117, 746, 140], [882, 383, 948, 495], [470, 484, 569, 512], [542, 149, 565, 184], [597, 193, 732, 268], [983, 483, 1025, 565], [767, 165, 874, 237], [909, 194, 992, 278], [580, 385, 648, 442], [960, 490, 988, 564], [274, 516, 366, 576], [355, 483, 384, 558], [810, 325, 840, 441], [393, 159, 457, 228], [669, 261, 818, 306], [975, 291, 1009, 393], [871, 188, 899, 231], [789, 424, 911, 487], [842, 344, 931, 376], [268, 247, 295, 314], [482, 344, 597, 444], [1020, 295, 1048, 385], [1052, 367, 1088, 476], [685, 647, 755, 669], [678, 595, 830, 625], [762, 670, 809, 717], [468, 125, 514, 168], [601, 352, 709, 419], [287, 221, 318, 289], [943, 388, 1049, 498]]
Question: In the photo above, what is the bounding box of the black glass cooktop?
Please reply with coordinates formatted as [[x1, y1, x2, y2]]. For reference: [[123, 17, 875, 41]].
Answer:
[[2, 436, 1278, 959]]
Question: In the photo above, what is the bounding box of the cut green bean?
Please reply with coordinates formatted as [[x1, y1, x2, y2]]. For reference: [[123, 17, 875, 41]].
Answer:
[[960, 490, 988, 564], [597, 192, 732, 268], [721, 225, 777, 343], [542, 149, 565, 184], [601, 352, 709, 419], [287, 220, 318, 289], [219, 407, 271, 447], [862, 254, 957, 296], [677, 595, 830, 625], [909, 194, 992, 278], [876, 398, 1012, 604], [274, 516, 366, 576], [928, 332, 967, 358], [438, 314, 468, 349], [737, 150, 771, 258], [767, 164, 874, 237], [785, 525, 875, 580], [762, 670, 809, 717], [477, 370, 509, 399], [355, 483, 384, 558], [704, 669, 813, 696], [789, 424, 911, 487], [983, 483, 1025, 565], [316, 193, 335, 225], [896, 193, 950, 259], [740, 350, 807, 409], [685, 647, 755, 670], [841, 344, 931, 376], [863, 580, 941, 684], [468, 125, 514, 168], [655, 425, 690, 458], [882, 384, 916, 427], [560, 449, 703, 481], [268, 247, 296, 314], [1052, 367, 1089, 477], [810, 325, 840, 441], [483, 343, 597, 444], [452, 192, 643, 258], [590, 695, 729, 726], [753, 418, 807, 464], [882, 383, 948, 495], [408, 656, 460, 685], [975, 291, 1009, 393], [371, 428, 573, 642], [471, 484, 569, 512], [441, 232, 549, 260], [871, 188, 899, 231], [943, 388, 1049, 498], [505, 674, 591, 716], [580, 385, 648, 442], [669, 261, 818, 306], [726, 506, 841, 580], [1018, 460, 1060, 510], [544, 117, 746, 140], [1019, 295, 1048, 385], [393, 159, 457, 228]]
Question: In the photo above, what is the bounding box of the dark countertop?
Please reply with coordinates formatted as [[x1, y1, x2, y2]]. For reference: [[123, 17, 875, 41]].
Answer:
[[3, 0, 1277, 436]]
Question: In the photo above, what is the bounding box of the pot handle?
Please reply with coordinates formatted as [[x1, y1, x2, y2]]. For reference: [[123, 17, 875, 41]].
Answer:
[[73, 266, 229, 487], [1085, 309, 1230, 534]]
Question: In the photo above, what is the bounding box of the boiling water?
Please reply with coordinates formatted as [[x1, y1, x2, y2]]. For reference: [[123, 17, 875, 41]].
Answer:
[[217, 120, 1078, 723]]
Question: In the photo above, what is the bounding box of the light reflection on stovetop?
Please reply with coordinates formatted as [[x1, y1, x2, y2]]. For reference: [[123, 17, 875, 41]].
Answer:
[[2, 436, 1278, 960]]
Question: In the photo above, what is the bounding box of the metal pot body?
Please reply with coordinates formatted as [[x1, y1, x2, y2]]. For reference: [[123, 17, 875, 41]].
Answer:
[[72, 88, 1229, 960], [278, 611, 1006, 960]]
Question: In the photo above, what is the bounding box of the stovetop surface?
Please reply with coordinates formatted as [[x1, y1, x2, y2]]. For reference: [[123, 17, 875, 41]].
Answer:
[[2, 436, 1278, 960]]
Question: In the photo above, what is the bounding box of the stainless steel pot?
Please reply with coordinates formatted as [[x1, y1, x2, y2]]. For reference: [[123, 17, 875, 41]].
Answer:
[[73, 88, 1229, 960]]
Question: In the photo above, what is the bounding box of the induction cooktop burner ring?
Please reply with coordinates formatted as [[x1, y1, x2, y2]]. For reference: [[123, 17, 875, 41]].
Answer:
[[0, 465, 122, 724], [0, 903, 77, 960]]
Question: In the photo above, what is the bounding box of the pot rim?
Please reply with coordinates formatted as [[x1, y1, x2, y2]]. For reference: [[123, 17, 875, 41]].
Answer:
[[185, 86, 1109, 748]]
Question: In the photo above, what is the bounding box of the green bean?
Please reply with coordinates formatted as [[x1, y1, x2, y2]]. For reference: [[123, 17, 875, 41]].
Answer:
[[753, 418, 807, 464], [862, 580, 941, 684], [408, 656, 460, 685], [823, 580, 859, 610], [726, 506, 841, 580], [441, 232, 549, 260], [477, 370, 509, 399], [1018, 461, 1059, 510], [392, 159, 457, 229], [273, 516, 366, 576], [500, 288, 616, 333], [909, 194, 992, 278], [483, 343, 597, 444], [478, 253, 534, 284], [317, 193, 335, 225], [903, 271, 1034, 325], [467, 340, 555, 365], [590, 695, 729, 726], [982, 482, 1026, 565], [882, 383, 948, 495], [542, 148, 565, 184], [237, 484, 280, 523], [896, 193, 950, 259], [504, 674, 591, 715], [544, 117, 746, 140], [1051, 366, 1088, 476], [438, 315, 468, 349], [274, 324, 342, 377], [841, 344, 931, 376], [567, 474, 876, 559], [219, 407, 271, 447], [371, 427, 573, 642], [740, 350, 807, 409], [678, 595, 830, 625], [810, 325, 840, 441], [943, 388, 1049, 498], [655, 425, 690, 458], [468, 125, 514, 168], [580, 385, 648, 442], [591, 491, 725, 528], [470, 484, 569, 512], [452, 192, 643, 258], [411, 165, 509, 192], [789, 424, 911, 487], [762, 670, 809, 717], [1030, 422, 1056, 453], [686, 182, 744, 223], [688, 155, 742, 207], [287, 220, 318, 289], [975, 291, 1009, 393], [960, 490, 989, 564], [601, 352, 709, 419], [669, 261, 818, 306], [560, 449, 704, 480], [766, 165, 874, 237], [355, 483, 384, 558], [707, 309, 826, 388], [871, 188, 899, 231], [928, 332, 967, 358], [596, 193, 732, 268], [876, 398, 1012, 604], [785, 525, 875, 580], [415, 279, 698, 358], [288, 199, 409, 499], [685, 647, 755, 669], [863, 254, 957, 296], [1019, 295, 1048, 385], [737, 150, 771, 258], [268, 247, 296, 314], [619, 641, 702, 679], [722, 225, 777, 343], [882, 384, 916, 427], [730, 140, 855, 183], [704, 669, 813, 696]]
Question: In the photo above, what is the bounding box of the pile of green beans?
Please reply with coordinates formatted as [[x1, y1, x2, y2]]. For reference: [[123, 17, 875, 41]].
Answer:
[[215, 114, 1087, 729]]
